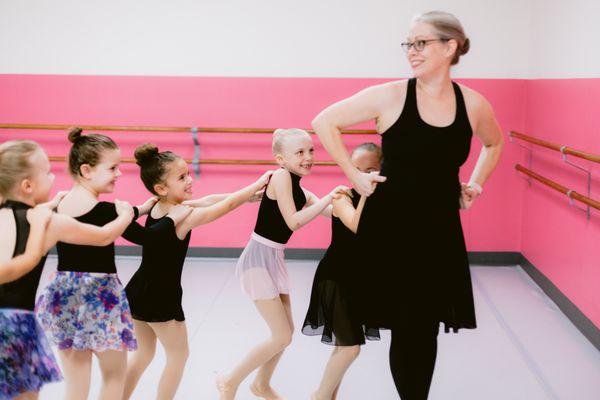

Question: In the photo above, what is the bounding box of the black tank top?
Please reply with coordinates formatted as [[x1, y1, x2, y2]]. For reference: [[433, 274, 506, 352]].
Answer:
[[0, 200, 47, 311], [57, 202, 144, 274], [355, 77, 475, 331], [253, 170, 306, 244], [380, 78, 472, 205]]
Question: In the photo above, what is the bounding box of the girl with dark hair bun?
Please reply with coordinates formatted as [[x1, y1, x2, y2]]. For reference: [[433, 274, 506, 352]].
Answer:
[[123, 143, 273, 400]]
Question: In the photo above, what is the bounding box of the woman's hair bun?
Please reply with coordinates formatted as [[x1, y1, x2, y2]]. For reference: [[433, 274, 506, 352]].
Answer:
[[461, 37, 470, 55]]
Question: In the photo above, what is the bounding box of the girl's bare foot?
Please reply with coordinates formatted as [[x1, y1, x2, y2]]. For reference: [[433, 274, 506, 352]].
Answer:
[[216, 374, 236, 400], [249, 382, 285, 400]]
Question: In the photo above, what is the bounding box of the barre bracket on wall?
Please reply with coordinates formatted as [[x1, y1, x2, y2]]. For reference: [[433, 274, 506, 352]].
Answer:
[[510, 131, 597, 220], [191, 127, 201, 177]]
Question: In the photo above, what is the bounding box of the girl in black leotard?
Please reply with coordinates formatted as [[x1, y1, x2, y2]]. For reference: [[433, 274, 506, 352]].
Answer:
[[0, 140, 135, 400], [35, 128, 156, 400], [312, 11, 504, 399], [123, 143, 272, 400], [302, 143, 382, 400], [216, 129, 348, 400]]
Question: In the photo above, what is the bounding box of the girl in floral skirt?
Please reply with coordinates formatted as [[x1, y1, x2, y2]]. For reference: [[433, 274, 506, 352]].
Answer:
[[35, 128, 157, 400]]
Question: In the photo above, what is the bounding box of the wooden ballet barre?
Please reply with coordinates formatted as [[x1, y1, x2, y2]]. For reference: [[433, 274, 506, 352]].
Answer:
[[515, 164, 600, 211], [510, 131, 600, 163], [0, 123, 376, 135], [48, 156, 337, 166]]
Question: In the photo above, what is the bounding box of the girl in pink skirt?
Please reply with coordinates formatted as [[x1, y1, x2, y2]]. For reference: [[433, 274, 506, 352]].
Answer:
[[217, 128, 348, 400]]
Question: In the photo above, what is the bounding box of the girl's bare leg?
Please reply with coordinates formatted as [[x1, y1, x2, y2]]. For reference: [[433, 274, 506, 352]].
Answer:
[[95, 349, 127, 400], [58, 348, 93, 400], [150, 320, 189, 400], [122, 320, 157, 400], [217, 296, 292, 400]]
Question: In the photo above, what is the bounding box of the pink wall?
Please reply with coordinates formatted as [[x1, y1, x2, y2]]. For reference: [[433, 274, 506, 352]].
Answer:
[[0, 74, 525, 251], [521, 79, 600, 328]]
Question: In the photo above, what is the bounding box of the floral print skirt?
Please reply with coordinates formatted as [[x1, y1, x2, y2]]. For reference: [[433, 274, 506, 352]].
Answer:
[[0, 308, 62, 399], [36, 271, 137, 352]]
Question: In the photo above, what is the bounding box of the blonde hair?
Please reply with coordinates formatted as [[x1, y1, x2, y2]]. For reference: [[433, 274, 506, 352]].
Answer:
[[0, 140, 41, 197], [413, 11, 470, 65], [272, 128, 311, 155]]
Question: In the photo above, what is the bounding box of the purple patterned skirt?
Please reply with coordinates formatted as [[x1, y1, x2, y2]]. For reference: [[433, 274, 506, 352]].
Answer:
[[36, 271, 137, 352], [0, 308, 62, 399]]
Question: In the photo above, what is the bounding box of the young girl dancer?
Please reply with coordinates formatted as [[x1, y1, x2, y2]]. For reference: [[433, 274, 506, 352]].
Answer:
[[123, 143, 272, 400], [302, 143, 383, 400], [35, 128, 156, 400], [216, 128, 348, 400], [0, 140, 135, 400]]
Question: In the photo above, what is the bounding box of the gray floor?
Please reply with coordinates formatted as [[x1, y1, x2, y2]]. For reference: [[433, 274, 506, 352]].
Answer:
[[37, 256, 600, 399]]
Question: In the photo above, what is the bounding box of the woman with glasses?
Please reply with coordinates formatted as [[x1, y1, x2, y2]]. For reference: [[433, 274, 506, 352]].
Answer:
[[311, 11, 504, 399]]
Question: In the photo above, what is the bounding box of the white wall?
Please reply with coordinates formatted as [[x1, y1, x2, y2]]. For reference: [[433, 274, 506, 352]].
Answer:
[[0, 0, 531, 78], [529, 0, 600, 79]]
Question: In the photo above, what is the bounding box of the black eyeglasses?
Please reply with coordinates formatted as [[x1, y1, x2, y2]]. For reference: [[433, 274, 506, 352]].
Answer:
[[401, 38, 449, 52]]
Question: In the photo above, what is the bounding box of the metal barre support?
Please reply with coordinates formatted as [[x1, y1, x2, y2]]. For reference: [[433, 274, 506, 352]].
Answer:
[[191, 127, 200, 177], [509, 132, 532, 186], [560, 146, 591, 219]]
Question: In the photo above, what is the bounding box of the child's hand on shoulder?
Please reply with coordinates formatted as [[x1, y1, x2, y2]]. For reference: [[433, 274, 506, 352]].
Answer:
[[29, 206, 53, 229], [255, 169, 275, 189], [248, 188, 265, 203], [138, 196, 159, 215], [38, 190, 68, 211], [328, 185, 351, 201], [114, 200, 134, 219]]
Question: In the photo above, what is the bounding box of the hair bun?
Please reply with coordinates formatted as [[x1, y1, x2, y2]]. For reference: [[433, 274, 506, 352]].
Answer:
[[134, 143, 159, 166], [68, 127, 83, 143], [461, 37, 470, 55]]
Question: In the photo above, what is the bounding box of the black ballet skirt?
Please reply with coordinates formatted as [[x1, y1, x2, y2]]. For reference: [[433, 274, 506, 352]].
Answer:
[[354, 78, 476, 333], [302, 189, 380, 346], [125, 209, 191, 322]]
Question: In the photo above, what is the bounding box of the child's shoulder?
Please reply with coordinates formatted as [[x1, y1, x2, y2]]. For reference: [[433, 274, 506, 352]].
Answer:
[[270, 168, 292, 183]]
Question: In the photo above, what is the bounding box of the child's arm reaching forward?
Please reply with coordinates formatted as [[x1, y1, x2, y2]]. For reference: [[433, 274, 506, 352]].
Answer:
[[271, 168, 348, 231], [43, 200, 135, 251], [183, 188, 265, 208], [183, 194, 229, 208], [332, 193, 367, 234], [175, 170, 274, 238], [0, 207, 52, 284], [302, 188, 346, 218]]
